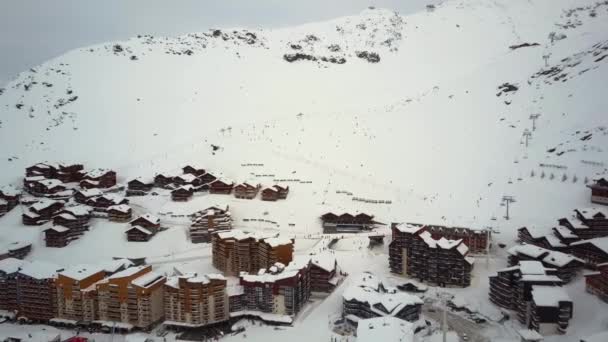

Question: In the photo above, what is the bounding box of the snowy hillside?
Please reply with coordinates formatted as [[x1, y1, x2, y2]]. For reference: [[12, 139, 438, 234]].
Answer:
[[1, 0, 608, 340]]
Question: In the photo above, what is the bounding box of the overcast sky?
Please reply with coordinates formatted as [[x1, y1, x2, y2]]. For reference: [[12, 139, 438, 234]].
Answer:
[[0, 0, 437, 86]]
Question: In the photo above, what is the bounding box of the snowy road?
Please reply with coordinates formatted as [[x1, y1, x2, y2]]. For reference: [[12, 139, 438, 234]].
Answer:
[[422, 306, 490, 342]]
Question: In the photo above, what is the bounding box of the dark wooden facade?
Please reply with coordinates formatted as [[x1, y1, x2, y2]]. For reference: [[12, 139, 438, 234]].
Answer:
[[234, 183, 261, 199], [310, 257, 337, 292], [126, 226, 158, 242], [209, 179, 234, 194], [588, 177, 608, 205], [126, 179, 154, 196], [80, 169, 117, 189], [0, 187, 21, 211], [182, 165, 206, 177], [154, 174, 174, 188], [171, 186, 194, 201], [570, 237, 608, 267], [585, 262, 608, 303], [107, 205, 133, 222], [25, 163, 56, 178], [44, 226, 71, 248], [321, 212, 377, 233]]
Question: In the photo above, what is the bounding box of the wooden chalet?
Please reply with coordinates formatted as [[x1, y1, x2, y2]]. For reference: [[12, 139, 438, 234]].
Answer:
[[107, 204, 132, 222], [310, 254, 338, 292], [558, 208, 608, 240], [126, 225, 158, 242], [587, 176, 608, 205], [585, 262, 608, 303], [182, 165, 206, 177], [0, 241, 32, 260], [126, 178, 154, 196], [321, 212, 378, 233], [53, 213, 89, 232], [25, 163, 57, 178], [261, 187, 279, 201], [0, 199, 7, 217], [130, 213, 161, 230], [570, 237, 608, 266], [88, 194, 128, 210], [173, 173, 202, 187], [261, 185, 289, 201], [507, 244, 583, 282], [273, 185, 289, 199], [0, 186, 21, 210], [234, 183, 261, 199], [198, 172, 217, 185], [209, 179, 234, 194], [80, 169, 117, 189], [56, 163, 85, 183], [154, 173, 173, 188], [24, 178, 67, 196], [74, 188, 103, 204], [171, 185, 193, 201], [44, 226, 72, 247], [22, 200, 64, 225]]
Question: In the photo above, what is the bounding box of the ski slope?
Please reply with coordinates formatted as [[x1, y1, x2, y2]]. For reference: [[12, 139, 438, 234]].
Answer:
[[0, 0, 608, 340]]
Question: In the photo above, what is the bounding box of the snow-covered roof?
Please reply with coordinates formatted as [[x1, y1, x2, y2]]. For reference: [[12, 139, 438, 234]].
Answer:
[[393, 223, 425, 234], [563, 216, 589, 230], [0, 258, 27, 274], [86, 168, 112, 178], [46, 225, 70, 233], [531, 285, 571, 307], [176, 173, 197, 183], [310, 253, 337, 272], [227, 284, 244, 296], [0, 186, 21, 197], [19, 260, 62, 279], [31, 198, 60, 211], [130, 213, 160, 225], [58, 213, 76, 221], [356, 316, 414, 342], [108, 265, 148, 279], [508, 244, 548, 259], [63, 205, 92, 216], [542, 250, 583, 268], [0, 198, 7, 205], [77, 188, 103, 197], [241, 266, 301, 284], [342, 272, 423, 317], [553, 225, 577, 239], [576, 207, 608, 220], [263, 237, 293, 247], [132, 271, 165, 288], [521, 226, 550, 239], [519, 261, 546, 275], [37, 178, 64, 188], [127, 226, 153, 235], [108, 204, 131, 213], [571, 236, 608, 253], [60, 264, 104, 281], [100, 193, 125, 203], [101, 258, 134, 273], [543, 234, 566, 248], [518, 329, 543, 341], [418, 231, 463, 250], [216, 229, 256, 241]]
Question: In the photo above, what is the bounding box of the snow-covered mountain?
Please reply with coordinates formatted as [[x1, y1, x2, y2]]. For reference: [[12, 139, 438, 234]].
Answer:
[[0, 0, 608, 340]]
